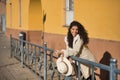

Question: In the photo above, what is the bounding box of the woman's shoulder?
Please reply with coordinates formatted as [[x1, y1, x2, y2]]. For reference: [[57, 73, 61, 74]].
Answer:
[[64, 36, 67, 40], [76, 34, 80, 38], [74, 34, 81, 40], [64, 36, 68, 43]]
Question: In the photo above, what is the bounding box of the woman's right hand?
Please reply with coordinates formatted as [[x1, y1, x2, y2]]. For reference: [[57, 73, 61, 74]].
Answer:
[[55, 50, 64, 57], [54, 50, 60, 57]]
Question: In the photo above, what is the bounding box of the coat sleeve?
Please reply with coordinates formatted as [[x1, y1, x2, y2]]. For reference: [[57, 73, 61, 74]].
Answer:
[[62, 35, 83, 57]]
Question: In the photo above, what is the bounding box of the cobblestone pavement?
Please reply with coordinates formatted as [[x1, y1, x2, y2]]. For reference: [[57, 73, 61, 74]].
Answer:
[[0, 33, 38, 80]]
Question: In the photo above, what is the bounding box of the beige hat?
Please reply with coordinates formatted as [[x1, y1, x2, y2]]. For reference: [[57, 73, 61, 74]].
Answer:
[[56, 56, 73, 76]]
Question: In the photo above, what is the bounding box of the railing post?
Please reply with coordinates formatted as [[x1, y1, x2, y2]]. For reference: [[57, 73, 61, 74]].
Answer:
[[44, 42, 47, 80], [91, 65, 95, 80], [110, 58, 117, 80], [10, 34, 12, 58], [78, 62, 81, 80], [19, 33, 24, 67]]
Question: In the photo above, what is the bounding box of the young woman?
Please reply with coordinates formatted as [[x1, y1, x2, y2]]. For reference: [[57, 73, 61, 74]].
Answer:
[[56, 21, 97, 80]]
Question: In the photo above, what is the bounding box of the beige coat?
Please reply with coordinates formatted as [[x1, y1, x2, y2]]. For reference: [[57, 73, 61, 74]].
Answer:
[[62, 34, 97, 79]]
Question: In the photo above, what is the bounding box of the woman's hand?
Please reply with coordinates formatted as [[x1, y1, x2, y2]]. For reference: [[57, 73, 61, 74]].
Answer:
[[59, 51, 64, 57], [68, 57, 73, 63], [54, 50, 60, 57], [55, 50, 64, 57]]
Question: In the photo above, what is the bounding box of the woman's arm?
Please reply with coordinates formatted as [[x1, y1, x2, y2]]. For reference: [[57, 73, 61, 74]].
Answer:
[[62, 35, 83, 57]]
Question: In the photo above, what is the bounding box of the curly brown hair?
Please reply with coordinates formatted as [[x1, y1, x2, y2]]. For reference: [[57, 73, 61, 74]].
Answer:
[[67, 21, 89, 48]]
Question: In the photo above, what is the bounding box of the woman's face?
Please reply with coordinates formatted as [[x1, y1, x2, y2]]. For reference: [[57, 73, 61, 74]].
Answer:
[[70, 26, 78, 37]]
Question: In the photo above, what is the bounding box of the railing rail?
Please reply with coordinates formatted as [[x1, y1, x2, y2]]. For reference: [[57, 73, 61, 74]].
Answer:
[[71, 55, 120, 80], [10, 35, 60, 80], [10, 34, 120, 80]]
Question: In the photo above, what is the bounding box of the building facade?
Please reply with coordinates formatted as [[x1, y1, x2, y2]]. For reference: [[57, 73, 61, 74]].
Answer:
[[6, 0, 120, 80]]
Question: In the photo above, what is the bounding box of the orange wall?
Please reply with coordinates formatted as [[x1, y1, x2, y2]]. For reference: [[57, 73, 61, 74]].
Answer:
[[75, 0, 120, 41], [28, 0, 42, 31], [6, 0, 29, 30], [6, 0, 120, 42], [42, 0, 120, 41], [41, 0, 68, 35], [6, 0, 42, 31]]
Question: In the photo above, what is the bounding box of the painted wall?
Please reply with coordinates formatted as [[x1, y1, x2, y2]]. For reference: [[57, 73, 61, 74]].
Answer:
[[29, 0, 42, 31], [74, 0, 120, 42], [6, 0, 29, 30], [41, 0, 68, 35], [42, 0, 120, 42], [6, 0, 42, 31], [6, 0, 120, 41]]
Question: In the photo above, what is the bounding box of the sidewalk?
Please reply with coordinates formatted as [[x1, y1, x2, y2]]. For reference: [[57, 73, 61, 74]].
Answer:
[[0, 33, 38, 80]]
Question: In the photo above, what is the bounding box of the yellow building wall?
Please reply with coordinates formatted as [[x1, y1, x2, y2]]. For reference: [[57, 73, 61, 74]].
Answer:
[[6, 0, 120, 41], [6, 0, 29, 30], [29, 0, 42, 31], [6, 0, 11, 28], [21, 0, 29, 30], [6, 0, 42, 31], [74, 0, 120, 41], [41, 0, 68, 35], [42, 0, 120, 41]]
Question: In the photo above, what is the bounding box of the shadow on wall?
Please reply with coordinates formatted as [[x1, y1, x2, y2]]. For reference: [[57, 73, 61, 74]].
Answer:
[[99, 51, 112, 80]]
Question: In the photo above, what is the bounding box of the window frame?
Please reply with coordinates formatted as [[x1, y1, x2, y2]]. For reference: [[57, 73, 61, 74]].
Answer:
[[64, 0, 74, 27]]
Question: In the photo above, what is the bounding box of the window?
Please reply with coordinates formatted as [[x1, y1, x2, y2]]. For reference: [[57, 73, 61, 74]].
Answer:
[[65, 0, 74, 26]]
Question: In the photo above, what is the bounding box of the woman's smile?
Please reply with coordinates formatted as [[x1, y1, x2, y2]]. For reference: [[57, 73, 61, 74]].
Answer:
[[70, 26, 78, 37]]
